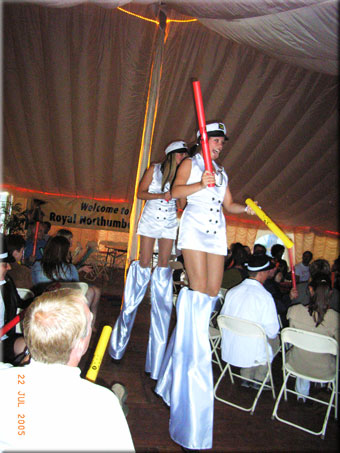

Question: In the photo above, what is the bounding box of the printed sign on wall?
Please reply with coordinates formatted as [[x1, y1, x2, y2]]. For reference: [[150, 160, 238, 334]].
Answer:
[[22, 197, 132, 232]]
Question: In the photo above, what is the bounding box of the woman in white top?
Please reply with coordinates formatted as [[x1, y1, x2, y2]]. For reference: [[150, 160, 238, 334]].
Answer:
[[109, 141, 188, 380], [155, 122, 255, 451]]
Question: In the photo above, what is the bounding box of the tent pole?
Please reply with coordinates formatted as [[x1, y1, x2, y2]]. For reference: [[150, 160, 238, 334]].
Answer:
[[124, 9, 167, 282]]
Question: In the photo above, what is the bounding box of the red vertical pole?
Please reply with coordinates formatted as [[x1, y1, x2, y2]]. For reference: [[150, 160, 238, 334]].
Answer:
[[288, 248, 296, 289], [32, 222, 40, 258]]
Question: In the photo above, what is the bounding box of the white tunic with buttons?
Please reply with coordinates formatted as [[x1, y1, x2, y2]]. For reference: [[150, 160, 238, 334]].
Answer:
[[137, 163, 178, 240], [178, 153, 228, 255]]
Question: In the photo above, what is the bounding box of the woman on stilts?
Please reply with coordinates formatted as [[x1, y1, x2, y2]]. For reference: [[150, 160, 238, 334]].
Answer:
[[109, 141, 188, 380], [155, 122, 256, 451]]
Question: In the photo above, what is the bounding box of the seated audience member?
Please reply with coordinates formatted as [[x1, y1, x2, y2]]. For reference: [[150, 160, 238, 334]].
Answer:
[[222, 243, 249, 290], [286, 272, 339, 402], [295, 251, 313, 283], [0, 289, 135, 451], [0, 235, 30, 365], [290, 259, 339, 312], [42, 221, 52, 242], [24, 222, 47, 266], [253, 243, 266, 255], [220, 254, 280, 387], [224, 242, 240, 269], [32, 236, 101, 328], [271, 244, 288, 280], [264, 260, 291, 327], [331, 255, 340, 290], [5, 234, 33, 289], [56, 228, 93, 273], [244, 245, 251, 257]]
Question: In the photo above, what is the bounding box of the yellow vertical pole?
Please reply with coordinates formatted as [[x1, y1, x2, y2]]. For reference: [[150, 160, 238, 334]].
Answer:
[[124, 10, 167, 286]]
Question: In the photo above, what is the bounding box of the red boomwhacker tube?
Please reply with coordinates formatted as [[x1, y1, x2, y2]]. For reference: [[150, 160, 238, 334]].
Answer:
[[288, 248, 297, 290], [192, 80, 214, 187], [0, 314, 22, 338], [32, 221, 40, 257]]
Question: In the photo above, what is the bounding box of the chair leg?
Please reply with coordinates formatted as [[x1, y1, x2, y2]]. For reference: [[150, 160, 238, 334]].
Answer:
[[272, 373, 336, 438]]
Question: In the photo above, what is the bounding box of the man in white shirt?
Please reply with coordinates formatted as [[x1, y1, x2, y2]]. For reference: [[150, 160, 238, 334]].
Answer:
[[294, 250, 313, 283], [0, 288, 135, 452], [220, 254, 280, 386]]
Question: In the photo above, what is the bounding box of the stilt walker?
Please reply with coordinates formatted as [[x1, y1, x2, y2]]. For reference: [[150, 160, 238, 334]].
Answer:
[[109, 141, 189, 379], [155, 105, 257, 449]]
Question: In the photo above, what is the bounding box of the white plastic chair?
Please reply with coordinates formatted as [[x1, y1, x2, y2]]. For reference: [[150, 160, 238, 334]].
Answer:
[[17, 288, 34, 300], [16, 288, 35, 333], [169, 260, 187, 306], [214, 314, 279, 414], [71, 242, 83, 261], [56, 282, 89, 296], [210, 287, 227, 327], [271, 327, 339, 439], [84, 242, 110, 281]]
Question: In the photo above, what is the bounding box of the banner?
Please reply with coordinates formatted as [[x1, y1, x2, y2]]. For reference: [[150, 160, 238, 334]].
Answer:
[[22, 197, 132, 233]]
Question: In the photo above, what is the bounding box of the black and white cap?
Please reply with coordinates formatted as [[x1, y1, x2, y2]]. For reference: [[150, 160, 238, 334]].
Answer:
[[164, 141, 188, 156], [0, 234, 15, 264], [197, 122, 228, 140], [245, 254, 275, 272]]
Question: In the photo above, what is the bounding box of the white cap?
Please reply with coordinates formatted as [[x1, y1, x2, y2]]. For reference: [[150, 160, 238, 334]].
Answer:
[[164, 141, 188, 155], [197, 122, 228, 140]]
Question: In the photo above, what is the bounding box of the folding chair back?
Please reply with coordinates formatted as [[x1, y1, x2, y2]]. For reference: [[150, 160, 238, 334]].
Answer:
[[218, 314, 267, 338], [214, 314, 277, 414], [56, 282, 89, 296], [272, 327, 339, 439], [282, 328, 338, 355], [17, 288, 34, 300]]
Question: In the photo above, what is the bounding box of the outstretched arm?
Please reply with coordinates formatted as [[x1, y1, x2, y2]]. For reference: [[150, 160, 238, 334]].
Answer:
[[223, 187, 257, 215]]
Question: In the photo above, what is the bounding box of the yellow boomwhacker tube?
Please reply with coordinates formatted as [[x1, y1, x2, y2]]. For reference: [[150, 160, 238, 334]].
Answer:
[[86, 325, 113, 383], [245, 198, 296, 288], [245, 199, 293, 248]]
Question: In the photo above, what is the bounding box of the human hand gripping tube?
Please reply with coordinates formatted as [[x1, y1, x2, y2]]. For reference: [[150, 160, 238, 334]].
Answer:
[[245, 198, 296, 289], [86, 325, 113, 382], [192, 80, 214, 187]]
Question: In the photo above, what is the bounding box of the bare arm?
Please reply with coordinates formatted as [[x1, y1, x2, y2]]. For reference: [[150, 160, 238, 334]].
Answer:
[[137, 165, 171, 201], [171, 158, 215, 199], [222, 186, 256, 215]]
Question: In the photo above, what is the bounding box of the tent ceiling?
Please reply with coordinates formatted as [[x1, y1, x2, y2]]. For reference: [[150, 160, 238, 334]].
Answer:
[[2, 1, 338, 232]]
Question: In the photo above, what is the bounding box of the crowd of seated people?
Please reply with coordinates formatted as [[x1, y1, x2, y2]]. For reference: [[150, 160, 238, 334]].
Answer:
[[1, 225, 102, 364], [1, 224, 133, 451], [31, 235, 101, 329], [0, 288, 134, 451], [216, 241, 340, 402], [0, 234, 30, 366], [286, 272, 339, 401]]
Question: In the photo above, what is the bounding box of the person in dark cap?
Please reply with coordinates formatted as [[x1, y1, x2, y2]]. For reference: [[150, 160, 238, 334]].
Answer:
[[0, 234, 30, 365], [220, 254, 280, 387]]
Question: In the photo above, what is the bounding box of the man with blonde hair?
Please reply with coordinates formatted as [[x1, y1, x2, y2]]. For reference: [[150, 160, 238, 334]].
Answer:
[[0, 289, 135, 452]]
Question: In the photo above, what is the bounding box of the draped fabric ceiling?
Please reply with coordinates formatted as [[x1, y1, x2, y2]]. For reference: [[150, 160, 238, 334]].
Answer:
[[2, 1, 339, 241]]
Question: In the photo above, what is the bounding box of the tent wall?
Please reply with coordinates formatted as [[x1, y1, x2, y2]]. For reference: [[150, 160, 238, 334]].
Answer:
[[2, 2, 338, 260]]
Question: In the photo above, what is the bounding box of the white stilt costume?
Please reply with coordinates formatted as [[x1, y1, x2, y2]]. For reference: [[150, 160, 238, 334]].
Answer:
[[156, 146, 229, 450], [155, 287, 215, 449], [109, 260, 151, 360], [109, 141, 187, 377], [145, 265, 173, 379]]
